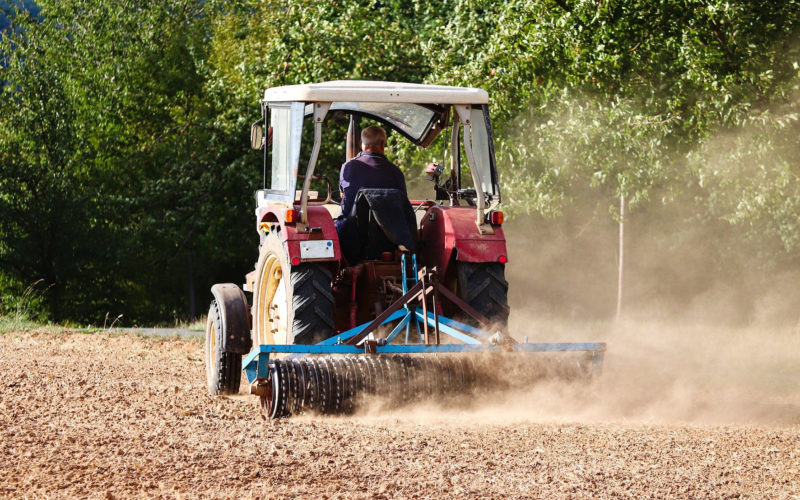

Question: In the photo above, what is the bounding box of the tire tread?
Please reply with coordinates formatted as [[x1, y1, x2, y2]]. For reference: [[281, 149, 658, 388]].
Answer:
[[456, 262, 510, 325], [206, 299, 242, 395], [291, 264, 335, 344]]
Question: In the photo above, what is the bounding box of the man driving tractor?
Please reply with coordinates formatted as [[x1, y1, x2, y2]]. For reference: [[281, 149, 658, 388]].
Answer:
[[335, 125, 415, 263], [337, 125, 408, 219]]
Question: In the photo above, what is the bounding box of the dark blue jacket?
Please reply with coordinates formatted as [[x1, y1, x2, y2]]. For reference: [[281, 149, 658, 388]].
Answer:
[[338, 151, 407, 219]]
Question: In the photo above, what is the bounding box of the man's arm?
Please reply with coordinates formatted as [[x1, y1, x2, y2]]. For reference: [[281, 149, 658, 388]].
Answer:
[[339, 162, 353, 217]]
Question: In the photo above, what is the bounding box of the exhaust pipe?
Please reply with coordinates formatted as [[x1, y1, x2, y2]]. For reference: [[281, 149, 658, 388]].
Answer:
[[346, 114, 359, 161]]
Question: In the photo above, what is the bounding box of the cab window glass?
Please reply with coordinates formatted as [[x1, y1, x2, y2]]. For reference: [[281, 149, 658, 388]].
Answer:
[[305, 102, 436, 143], [470, 107, 493, 196], [270, 106, 291, 192]]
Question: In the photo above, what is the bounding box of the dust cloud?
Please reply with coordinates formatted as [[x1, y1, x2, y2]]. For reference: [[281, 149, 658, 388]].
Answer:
[[483, 173, 799, 425], [350, 209, 800, 426], [499, 319, 799, 425], [350, 319, 800, 427]]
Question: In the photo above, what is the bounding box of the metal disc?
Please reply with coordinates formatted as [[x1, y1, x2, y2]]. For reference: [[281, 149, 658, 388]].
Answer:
[[393, 355, 410, 405], [328, 358, 344, 413], [276, 359, 290, 417], [305, 358, 321, 413], [451, 356, 466, 393], [379, 356, 396, 406], [316, 357, 332, 414], [340, 356, 357, 414], [258, 361, 276, 420], [365, 356, 381, 396], [406, 356, 423, 403], [286, 359, 299, 416]]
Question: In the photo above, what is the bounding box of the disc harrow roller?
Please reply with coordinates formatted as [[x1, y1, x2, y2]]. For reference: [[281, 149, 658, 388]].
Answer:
[[259, 354, 480, 419]]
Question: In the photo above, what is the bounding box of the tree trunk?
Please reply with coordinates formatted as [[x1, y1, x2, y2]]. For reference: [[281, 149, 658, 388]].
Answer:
[[616, 194, 625, 321], [188, 253, 195, 321]]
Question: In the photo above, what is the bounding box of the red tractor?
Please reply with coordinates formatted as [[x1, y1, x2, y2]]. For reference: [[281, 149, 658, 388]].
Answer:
[[203, 81, 604, 416]]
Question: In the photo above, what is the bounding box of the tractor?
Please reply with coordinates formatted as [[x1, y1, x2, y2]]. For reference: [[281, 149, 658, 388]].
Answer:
[[204, 81, 605, 418]]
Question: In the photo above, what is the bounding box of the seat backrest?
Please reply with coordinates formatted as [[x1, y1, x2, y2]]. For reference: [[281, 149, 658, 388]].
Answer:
[[353, 188, 417, 262]]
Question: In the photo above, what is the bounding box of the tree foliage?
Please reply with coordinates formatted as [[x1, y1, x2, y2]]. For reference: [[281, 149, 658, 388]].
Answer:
[[1, 0, 798, 323], [0, 0, 256, 322]]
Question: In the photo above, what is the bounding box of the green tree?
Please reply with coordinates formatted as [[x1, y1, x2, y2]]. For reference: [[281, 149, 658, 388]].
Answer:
[[1, 0, 799, 323], [0, 0, 258, 323]]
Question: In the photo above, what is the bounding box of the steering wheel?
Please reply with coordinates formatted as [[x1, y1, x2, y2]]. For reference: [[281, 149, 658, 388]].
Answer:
[[414, 200, 436, 213]]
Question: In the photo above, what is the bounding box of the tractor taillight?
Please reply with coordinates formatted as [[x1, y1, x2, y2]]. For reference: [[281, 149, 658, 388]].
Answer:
[[285, 209, 298, 224], [291, 256, 301, 266], [498, 255, 508, 264], [489, 210, 503, 225]]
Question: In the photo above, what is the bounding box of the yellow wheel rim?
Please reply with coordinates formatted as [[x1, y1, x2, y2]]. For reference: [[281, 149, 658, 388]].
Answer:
[[255, 253, 288, 346], [205, 314, 216, 387]]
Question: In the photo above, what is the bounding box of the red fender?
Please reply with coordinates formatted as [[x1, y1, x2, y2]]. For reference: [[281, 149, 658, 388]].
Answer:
[[256, 205, 342, 263], [418, 206, 508, 280]]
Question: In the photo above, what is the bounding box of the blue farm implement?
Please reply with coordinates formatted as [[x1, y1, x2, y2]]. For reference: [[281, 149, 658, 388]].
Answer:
[[241, 256, 605, 419]]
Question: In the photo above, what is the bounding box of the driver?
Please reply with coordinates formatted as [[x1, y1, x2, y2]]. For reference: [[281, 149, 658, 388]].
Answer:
[[335, 125, 413, 262], [337, 125, 408, 220]]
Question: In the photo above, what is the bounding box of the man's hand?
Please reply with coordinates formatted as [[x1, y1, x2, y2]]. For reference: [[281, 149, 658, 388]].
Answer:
[[425, 162, 443, 182]]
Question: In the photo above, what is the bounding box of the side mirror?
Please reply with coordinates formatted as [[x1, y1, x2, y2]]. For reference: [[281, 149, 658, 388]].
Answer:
[[250, 123, 264, 150]]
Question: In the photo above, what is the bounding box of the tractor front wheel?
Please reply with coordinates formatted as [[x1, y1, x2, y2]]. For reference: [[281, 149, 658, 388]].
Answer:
[[205, 299, 242, 395], [252, 232, 335, 347], [456, 262, 510, 327]]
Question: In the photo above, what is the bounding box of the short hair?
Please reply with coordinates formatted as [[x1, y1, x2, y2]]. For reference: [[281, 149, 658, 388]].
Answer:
[[361, 125, 387, 148]]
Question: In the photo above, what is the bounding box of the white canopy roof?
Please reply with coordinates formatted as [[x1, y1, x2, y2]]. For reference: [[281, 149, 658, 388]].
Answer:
[[263, 80, 489, 105]]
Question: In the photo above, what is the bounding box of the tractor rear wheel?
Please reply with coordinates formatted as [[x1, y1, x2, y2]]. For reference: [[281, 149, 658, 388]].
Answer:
[[456, 262, 510, 327], [252, 232, 335, 347], [205, 299, 242, 395]]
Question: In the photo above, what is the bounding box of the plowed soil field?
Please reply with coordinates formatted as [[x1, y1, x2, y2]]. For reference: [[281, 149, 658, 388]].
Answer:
[[1, 329, 798, 499]]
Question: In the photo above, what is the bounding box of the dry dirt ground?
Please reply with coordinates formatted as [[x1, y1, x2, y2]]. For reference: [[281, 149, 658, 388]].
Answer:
[[1, 329, 798, 499]]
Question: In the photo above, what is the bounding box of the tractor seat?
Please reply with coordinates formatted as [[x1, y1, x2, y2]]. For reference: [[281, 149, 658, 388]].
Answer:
[[353, 188, 417, 262]]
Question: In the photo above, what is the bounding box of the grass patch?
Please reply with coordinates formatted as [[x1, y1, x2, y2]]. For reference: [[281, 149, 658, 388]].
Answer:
[[0, 279, 50, 333], [0, 314, 40, 333], [185, 316, 207, 332], [131, 330, 203, 344], [121, 316, 207, 332], [0, 316, 83, 335]]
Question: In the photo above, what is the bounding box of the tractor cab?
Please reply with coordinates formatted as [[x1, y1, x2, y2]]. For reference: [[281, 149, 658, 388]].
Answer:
[[243, 81, 509, 347], [251, 81, 502, 229]]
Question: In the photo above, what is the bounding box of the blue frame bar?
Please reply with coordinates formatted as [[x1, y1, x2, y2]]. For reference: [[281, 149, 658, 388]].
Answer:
[[240, 266, 608, 384], [385, 313, 413, 343], [243, 340, 608, 383], [433, 314, 493, 340], [247, 342, 606, 356], [316, 309, 406, 345], [415, 310, 482, 344], [243, 350, 272, 384]]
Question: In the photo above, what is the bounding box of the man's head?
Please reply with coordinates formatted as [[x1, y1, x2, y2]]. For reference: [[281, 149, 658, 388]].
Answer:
[[361, 125, 387, 153]]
